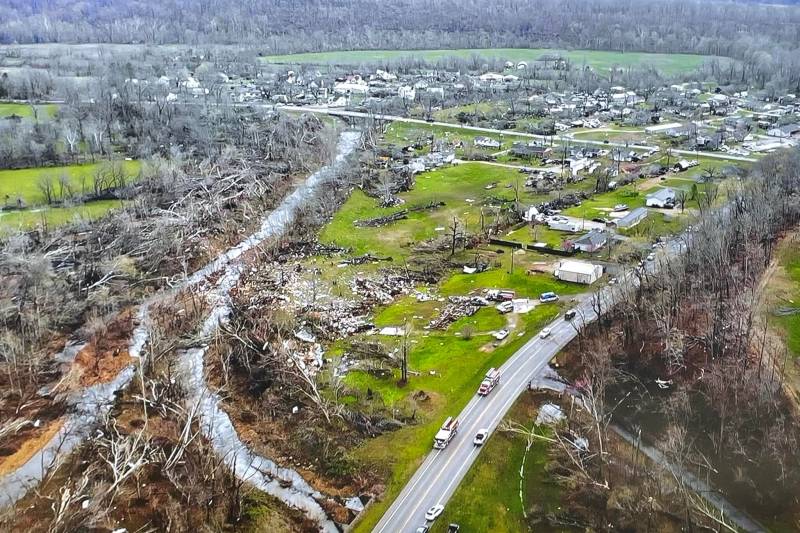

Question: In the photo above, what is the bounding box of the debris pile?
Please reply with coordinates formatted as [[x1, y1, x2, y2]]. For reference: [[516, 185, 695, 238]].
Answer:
[[537, 192, 591, 213], [354, 201, 446, 228], [337, 254, 393, 266], [350, 273, 415, 305], [428, 296, 489, 329]]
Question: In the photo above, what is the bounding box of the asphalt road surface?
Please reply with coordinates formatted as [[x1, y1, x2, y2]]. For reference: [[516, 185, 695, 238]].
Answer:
[[372, 279, 626, 533]]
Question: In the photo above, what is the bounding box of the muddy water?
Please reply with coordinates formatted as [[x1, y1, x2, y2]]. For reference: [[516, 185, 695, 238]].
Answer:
[[0, 131, 360, 531]]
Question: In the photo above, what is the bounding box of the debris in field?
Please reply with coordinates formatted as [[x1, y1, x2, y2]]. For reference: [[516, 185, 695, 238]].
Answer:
[[354, 201, 445, 227], [345, 497, 366, 513], [428, 296, 489, 329], [655, 378, 673, 389], [337, 253, 393, 266], [379, 327, 405, 336], [536, 403, 565, 426], [294, 330, 316, 343]]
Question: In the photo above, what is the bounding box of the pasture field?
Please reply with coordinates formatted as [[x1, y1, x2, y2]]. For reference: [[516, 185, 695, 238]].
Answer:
[[0, 102, 58, 119], [264, 48, 717, 75], [0, 160, 142, 206]]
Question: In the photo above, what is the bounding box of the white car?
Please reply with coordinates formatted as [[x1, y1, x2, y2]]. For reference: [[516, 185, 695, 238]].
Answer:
[[425, 504, 444, 521], [473, 428, 489, 446], [647, 253, 655, 261], [539, 327, 552, 339], [492, 329, 510, 341]]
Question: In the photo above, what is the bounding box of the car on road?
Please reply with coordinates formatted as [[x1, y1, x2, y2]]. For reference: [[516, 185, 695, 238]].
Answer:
[[473, 428, 489, 446], [539, 327, 552, 338], [564, 309, 577, 320], [425, 504, 444, 521], [415, 527, 429, 533]]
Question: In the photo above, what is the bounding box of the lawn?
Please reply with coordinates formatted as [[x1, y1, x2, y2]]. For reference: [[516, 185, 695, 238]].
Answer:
[[319, 162, 542, 260], [0, 160, 142, 207], [770, 237, 800, 357], [561, 183, 656, 217], [0, 199, 127, 231], [263, 48, 717, 76], [350, 302, 563, 533], [0, 102, 58, 119], [430, 395, 562, 533]]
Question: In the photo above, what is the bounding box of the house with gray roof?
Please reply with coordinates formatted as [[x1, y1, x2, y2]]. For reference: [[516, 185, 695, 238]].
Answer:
[[573, 229, 609, 253], [646, 187, 676, 208], [615, 207, 649, 229]]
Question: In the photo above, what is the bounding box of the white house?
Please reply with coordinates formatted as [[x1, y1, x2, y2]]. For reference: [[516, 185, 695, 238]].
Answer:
[[398, 86, 416, 100], [645, 188, 676, 208], [474, 136, 501, 149], [554, 261, 603, 284]]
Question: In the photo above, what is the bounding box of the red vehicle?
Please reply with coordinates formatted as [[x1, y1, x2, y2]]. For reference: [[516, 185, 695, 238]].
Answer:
[[478, 368, 501, 396]]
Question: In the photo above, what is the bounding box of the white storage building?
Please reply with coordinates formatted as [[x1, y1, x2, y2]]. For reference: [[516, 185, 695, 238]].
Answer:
[[554, 260, 603, 284]]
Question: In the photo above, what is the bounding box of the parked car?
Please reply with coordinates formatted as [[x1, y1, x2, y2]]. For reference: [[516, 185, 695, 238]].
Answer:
[[415, 527, 429, 533], [492, 329, 510, 341], [425, 504, 444, 521], [496, 301, 514, 314], [539, 327, 552, 338], [473, 428, 489, 446], [564, 309, 577, 320], [539, 291, 559, 303]]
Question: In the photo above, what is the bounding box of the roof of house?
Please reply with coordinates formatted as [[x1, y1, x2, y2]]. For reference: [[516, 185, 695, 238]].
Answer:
[[557, 260, 601, 275], [616, 207, 649, 226], [574, 229, 608, 247], [647, 187, 676, 202]]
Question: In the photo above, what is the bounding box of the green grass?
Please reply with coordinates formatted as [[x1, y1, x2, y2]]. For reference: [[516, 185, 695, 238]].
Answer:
[[0, 160, 141, 207], [431, 396, 562, 532], [561, 183, 654, 217], [0, 199, 127, 231], [263, 48, 717, 76], [0, 102, 58, 119], [773, 239, 800, 356], [319, 163, 540, 259], [350, 303, 562, 533]]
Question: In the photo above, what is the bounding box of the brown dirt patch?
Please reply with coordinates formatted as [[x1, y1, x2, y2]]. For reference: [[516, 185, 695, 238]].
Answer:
[[72, 308, 136, 387], [0, 417, 64, 477]]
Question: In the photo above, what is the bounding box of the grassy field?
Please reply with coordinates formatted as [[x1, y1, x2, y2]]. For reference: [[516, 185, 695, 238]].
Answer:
[[0, 199, 127, 230], [769, 236, 800, 356], [0, 160, 142, 206], [263, 48, 716, 76], [0, 102, 58, 119], [430, 395, 562, 532], [319, 162, 544, 260]]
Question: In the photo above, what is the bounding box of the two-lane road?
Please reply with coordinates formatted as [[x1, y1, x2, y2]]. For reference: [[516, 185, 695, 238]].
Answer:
[[373, 286, 618, 533]]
